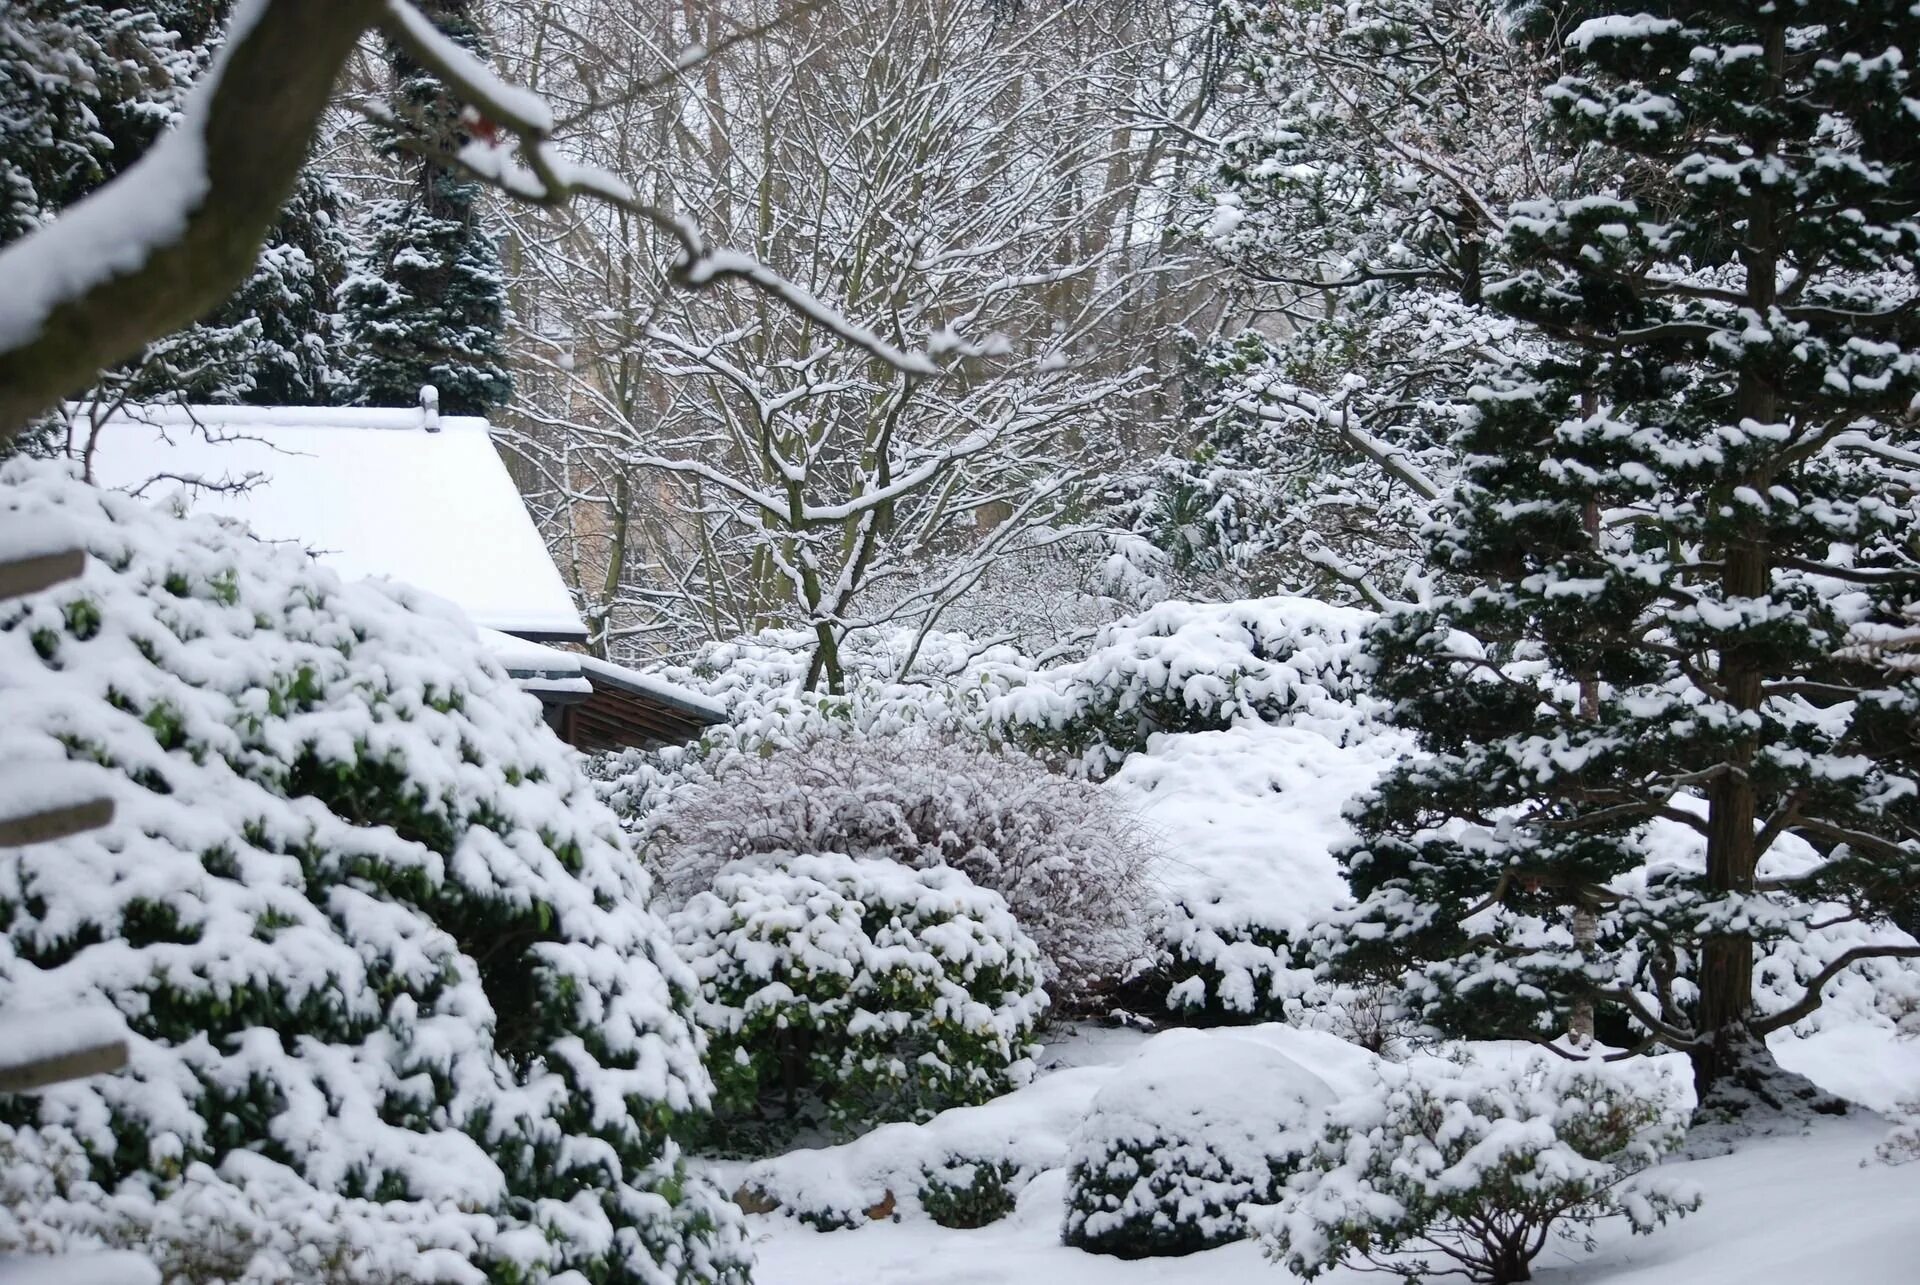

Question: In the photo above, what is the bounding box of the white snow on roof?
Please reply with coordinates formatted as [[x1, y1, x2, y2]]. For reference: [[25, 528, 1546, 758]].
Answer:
[[84, 405, 587, 640], [477, 628, 591, 697], [478, 629, 723, 722]]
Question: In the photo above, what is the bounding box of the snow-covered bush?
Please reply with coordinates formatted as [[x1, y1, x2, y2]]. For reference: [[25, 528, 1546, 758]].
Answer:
[[988, 596, 1374, 778], [916, 1157, 1022, 1229], [0, 463, 745, 1284], [593, 629, 1011, 839], [1879, 1098, 1920, 1166], [1255, 1058, 1699, 1283], [667, 853, 1046, 1150], [650, 730, 1155, 1004], [1061, 1029, 1335, 1258]]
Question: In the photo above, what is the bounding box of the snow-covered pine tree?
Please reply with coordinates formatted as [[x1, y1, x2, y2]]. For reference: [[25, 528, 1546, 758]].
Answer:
[[0, 3, 201, 244], [340, 0, 512, 415], [1328, 0, 1920, 1114], [182, 172, 353, 406]]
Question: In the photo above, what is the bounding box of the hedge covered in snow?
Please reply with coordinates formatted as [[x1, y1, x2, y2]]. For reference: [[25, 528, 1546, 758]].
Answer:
[[650, 730, 1154, 1004], [1061, 1028, 1334, 1257], [668, 853, 1047, 1150], [0, 463, 745, 1284]]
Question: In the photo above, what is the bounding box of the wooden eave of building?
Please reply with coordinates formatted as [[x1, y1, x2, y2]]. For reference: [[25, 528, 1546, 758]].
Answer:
[[551, 667, 722, 752]]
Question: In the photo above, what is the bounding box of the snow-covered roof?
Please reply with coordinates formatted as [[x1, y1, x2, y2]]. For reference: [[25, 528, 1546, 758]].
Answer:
[[84, 404, 588, 641]]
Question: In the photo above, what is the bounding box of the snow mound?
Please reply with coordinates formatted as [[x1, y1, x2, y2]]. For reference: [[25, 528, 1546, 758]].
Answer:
[[0, 461, 744, 1284], [727, 1062, 1117, 1229], [1114, 720, 1410, 1019]]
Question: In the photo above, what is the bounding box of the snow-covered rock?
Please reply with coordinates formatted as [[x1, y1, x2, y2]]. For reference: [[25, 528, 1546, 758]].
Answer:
[[726, 1059, 1117, 1229]]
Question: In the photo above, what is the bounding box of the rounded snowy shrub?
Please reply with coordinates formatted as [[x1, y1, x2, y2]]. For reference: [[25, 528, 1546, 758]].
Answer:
[[651, 730, 1154, 1005], [667, 852, 1046, 1149], [987, 596, 1372, 778], [1061, 1029, 1333, 1258], [0, 464, 746, 1284], [1255, 1058, 1700, 1284], [917, 1157, 1022, 1229]]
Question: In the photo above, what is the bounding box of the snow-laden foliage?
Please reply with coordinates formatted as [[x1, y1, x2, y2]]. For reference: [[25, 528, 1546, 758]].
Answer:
[[650, 729, 1155, 1003], [0, 3, 349, 414], [1183, 0, 1577, 599], [1061, 1028, 1336, 1258], [1209, 0, 1560, 306], [1329, 0, 1920, 1113], [341, 0, 510, 414], [988, 595, 1375, 778], [0, 463, 745, 1285], [599, 602, 1397, 1023], [0, 3, 215, 246], [1112, 319, 1466, 606], [1879, 1101, 1920, 1167], [1255, 1057, 1700, 1283], [667, 853, 1046, 1151], [595, 629, 1014, 824]]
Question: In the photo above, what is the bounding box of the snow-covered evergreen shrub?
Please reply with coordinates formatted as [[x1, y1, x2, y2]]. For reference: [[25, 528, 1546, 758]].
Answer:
[[916, 1158, 1021, 1229], [987, 596, 1373, 778], [650, 730, 1154, 1004], [1061, 1029, 1334, 1258], [0, 463, 745, 1284], [1255, 1059, 1699, 1283], [667, 853, 1046, 1150]]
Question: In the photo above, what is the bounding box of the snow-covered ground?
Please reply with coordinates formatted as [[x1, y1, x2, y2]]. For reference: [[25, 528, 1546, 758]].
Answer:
[[729, 1022, 1920, 1285]]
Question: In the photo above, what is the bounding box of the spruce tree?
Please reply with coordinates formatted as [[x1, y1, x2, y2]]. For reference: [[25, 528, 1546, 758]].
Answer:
[[1328, 0, 1920, 1115], [339, 0, 512, 415], [0, 3, 199, 243], [181, 172, 352, 406]]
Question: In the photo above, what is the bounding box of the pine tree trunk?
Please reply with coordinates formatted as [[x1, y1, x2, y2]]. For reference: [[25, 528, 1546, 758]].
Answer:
[[1689, 16, 1782, 1111], [1691, 414, 1768, 1107]]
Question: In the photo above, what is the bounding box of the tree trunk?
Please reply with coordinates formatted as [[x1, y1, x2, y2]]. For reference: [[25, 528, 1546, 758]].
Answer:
[[1689, 16, 1780, 1110]]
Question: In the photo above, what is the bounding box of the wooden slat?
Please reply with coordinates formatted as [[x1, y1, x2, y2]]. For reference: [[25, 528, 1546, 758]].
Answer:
[[0, 547, 85, 601], [0, 1038, 129, 1094], [553, 683, 709, 753], [0, 797, 115, 848]]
